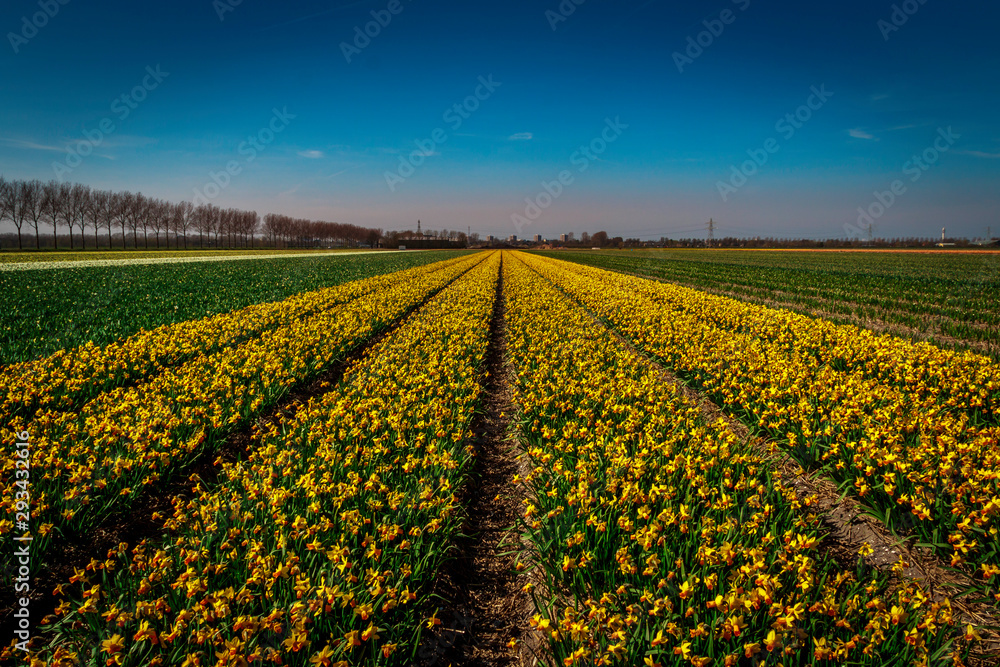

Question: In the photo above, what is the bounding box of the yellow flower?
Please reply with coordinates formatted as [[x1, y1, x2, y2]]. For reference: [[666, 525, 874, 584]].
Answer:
[[101, 634, 125, 655], [309, 645, 336, 667]]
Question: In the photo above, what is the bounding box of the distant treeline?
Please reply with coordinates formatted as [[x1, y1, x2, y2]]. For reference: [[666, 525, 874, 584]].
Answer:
[[0, 176, 384, 251], [523, 231, 997, 249]]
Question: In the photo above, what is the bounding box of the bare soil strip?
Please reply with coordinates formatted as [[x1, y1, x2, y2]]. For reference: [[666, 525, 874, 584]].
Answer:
[[528, 259, 1000, 662], [419, 255, 536, 667], [0, 261, 482, 638]]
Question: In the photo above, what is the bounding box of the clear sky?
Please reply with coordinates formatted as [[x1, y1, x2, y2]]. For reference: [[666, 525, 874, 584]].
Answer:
[[1, 0, 998, 240]]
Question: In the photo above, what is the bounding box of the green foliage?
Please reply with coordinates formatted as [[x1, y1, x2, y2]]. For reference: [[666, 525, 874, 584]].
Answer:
[[543, 249, 1000, 358], [0, 252, 467, 364]]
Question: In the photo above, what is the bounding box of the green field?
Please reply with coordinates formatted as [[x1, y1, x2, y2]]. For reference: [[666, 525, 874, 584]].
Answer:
[[0, 248, 373, 264], [540, 248, 1000, 358], [0, 250, 467, 365]]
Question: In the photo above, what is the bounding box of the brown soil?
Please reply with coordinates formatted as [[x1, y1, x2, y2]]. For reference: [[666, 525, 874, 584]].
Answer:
[[418, 254, 538, 667]]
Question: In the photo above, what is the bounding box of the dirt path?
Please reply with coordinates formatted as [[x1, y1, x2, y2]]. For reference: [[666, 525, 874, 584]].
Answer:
[[420, 254, 535, 667]]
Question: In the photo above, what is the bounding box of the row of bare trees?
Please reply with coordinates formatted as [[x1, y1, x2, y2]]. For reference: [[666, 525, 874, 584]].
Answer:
[[262, 214, 381, 249], [0, 176, 383, 251], [0, 177, 261, 251]]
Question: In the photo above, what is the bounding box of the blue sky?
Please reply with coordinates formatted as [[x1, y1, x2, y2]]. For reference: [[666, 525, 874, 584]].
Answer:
[[1, 0, 998, 240]]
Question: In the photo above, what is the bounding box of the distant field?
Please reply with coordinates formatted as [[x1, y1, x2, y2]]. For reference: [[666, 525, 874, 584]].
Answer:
[[0, 250, 466, 364], [0, 247, 371, 265], [540, 248, 1000, 357]]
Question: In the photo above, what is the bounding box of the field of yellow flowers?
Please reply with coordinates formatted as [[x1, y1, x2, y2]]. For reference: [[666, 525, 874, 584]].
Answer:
[[504, 252, 968, 667], [520, 252, 1000, 602], [7, 252, 499, 666], [0, 253, 483, 576], [4, 248, 997, 666]]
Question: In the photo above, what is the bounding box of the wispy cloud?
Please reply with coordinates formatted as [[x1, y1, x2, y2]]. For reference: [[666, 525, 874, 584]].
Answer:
[[0, 137, 64, 152], [298, 149, 324, 159], [848, 128, 877, 140], [958, 150, 1000, 159], [508, 132, 533, 141]]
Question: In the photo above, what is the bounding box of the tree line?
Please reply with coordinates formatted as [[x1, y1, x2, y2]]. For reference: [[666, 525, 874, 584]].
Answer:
[[0, 176, 383, 251], [261, 214, 382, 250]]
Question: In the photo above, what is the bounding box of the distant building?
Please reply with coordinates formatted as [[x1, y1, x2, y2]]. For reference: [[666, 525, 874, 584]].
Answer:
[[534, 234, 542, 243], [487, 235, 496, 243], [559, 234, 568, 243], [509, 235, 518, 243]]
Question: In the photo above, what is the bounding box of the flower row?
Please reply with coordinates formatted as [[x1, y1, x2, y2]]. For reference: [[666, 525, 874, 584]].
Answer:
[[0, 254, 456, 421], [15, 252, 500, 666], [504, 253, 966, 667], [0, 254, 484, 573], [523, 252, 1000, 597]]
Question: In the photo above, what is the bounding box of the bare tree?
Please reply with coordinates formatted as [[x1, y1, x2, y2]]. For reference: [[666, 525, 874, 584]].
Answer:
[[134, 193, 152, 249], [0, 177, 26, 250], [263, 213, 281, 247], [68, 184, 90, 250], [218, 208, 233, 248], [111, 192, 129, 249], [18, 180, 45, 250], [0, 178, 11, 243], [89, 189, 115, 249], [246, 210, 259, 248], [210, 205, 223, 247], [41, 181, 66, 250], [193, 204, 215, 248], [171, 201, 194, 249], [148, 198, 170, 249], [82, 187, 102, 249], [55, 182, 79, 250], [122, 191, 142, 248]]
